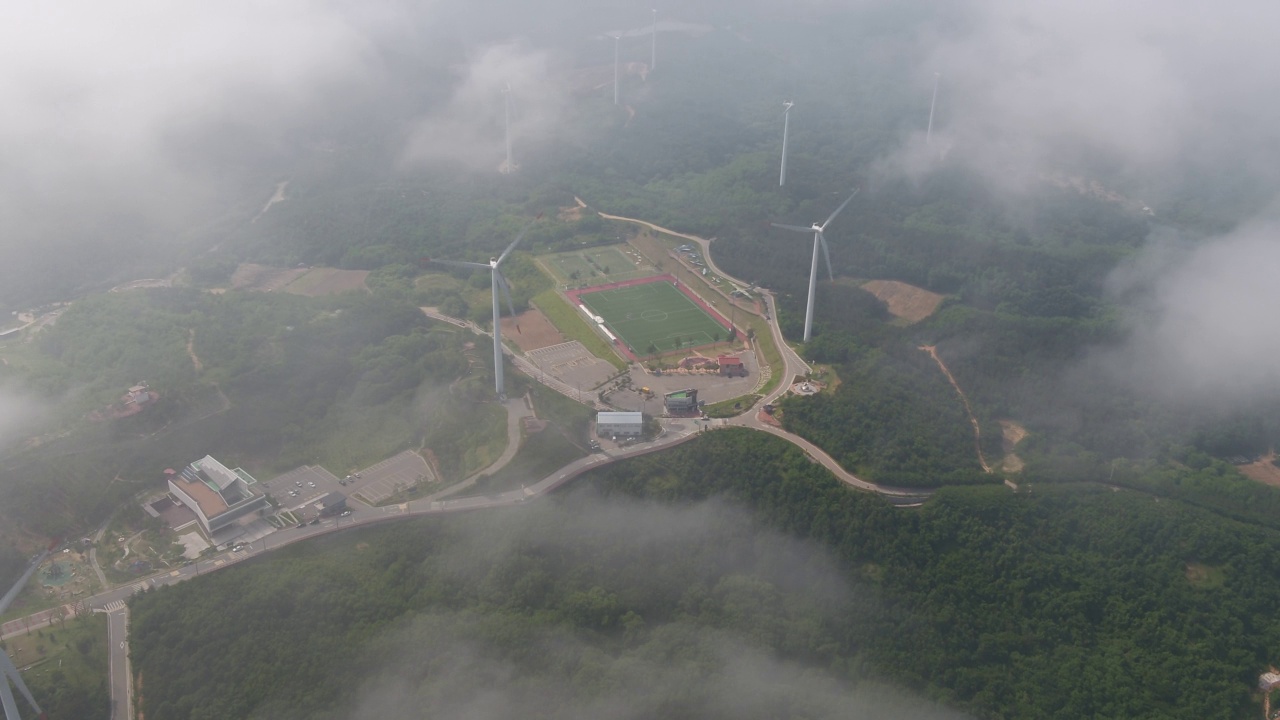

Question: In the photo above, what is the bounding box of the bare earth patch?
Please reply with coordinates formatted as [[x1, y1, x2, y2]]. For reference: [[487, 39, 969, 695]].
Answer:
[[863, 280, 945, 324], [999, 420, 1028, 473], [557, 205, 583, 222], [1238, 452, 1280, 487], [282, 267, 370, 296], [501, 308, 564, 353], [229, 263, 308, 292]]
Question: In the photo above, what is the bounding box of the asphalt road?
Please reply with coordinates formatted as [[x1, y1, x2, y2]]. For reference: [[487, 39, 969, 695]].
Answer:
[[107, 607, 131, 720]]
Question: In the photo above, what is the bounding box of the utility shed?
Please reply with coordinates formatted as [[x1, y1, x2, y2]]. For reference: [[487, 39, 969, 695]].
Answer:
[[312, 492, 348, 517], [596, 411, 643, 437]]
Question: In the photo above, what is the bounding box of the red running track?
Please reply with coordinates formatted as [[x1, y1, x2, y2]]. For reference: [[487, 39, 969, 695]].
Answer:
[[564, 274, 733, 362]]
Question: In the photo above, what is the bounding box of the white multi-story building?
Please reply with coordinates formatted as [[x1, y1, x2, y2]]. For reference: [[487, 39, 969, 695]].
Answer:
[[167, 456, 270, 539]]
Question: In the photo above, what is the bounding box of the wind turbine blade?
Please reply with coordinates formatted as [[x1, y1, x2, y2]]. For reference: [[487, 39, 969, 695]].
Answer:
[[496, 217, 537, 266], [430, 258, 489, 270], [820, 187, 860, 230], [497, 272, 517, 319], [771, 223, 814, 233], [819, 233, 834, 282]]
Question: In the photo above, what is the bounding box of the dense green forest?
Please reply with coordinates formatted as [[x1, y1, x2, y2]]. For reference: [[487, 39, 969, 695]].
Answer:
[[128, 429, 1280, 719]]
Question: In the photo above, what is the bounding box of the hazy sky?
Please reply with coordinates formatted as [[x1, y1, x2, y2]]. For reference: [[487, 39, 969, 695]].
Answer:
[[2, 0, 1278, 402]]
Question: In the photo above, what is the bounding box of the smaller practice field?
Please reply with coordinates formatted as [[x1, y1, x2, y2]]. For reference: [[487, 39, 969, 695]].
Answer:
[[570, 276, 729, 358], [540, 244, 655, 285]]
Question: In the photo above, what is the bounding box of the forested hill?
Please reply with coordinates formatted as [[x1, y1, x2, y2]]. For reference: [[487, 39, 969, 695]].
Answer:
[[132, 429, 1280, 719]]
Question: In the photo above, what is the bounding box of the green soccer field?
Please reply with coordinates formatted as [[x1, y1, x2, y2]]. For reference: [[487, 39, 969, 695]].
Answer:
[[578, 281, 727, 356]]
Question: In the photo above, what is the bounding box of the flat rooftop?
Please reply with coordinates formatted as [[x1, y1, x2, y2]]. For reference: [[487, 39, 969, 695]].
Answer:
[[171, 474, 228, 517]]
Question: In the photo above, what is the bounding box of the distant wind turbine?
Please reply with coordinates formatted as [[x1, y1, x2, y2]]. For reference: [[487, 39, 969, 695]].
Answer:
[[926, 72, 940, 145], [771, 188, 860, 342], [612, 34, 622, 105], [651, 9, 658, 71], [431, 218, 538, 399], [779, 101, 794, 187], [501, 83, 515, 174]]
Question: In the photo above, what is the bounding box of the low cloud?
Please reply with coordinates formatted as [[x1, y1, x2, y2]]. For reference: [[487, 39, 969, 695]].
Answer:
[[1096, 213, 1280, 406], [328, 495, 964, 720], [403, 43, 567, 172], [872, 0, 1280, 201]]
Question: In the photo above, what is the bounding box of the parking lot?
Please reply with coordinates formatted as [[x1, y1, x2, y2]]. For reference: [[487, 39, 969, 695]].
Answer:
[[350, 450, 435, 506], [264, 465, 343, 513], [526, 341, 617, 392]]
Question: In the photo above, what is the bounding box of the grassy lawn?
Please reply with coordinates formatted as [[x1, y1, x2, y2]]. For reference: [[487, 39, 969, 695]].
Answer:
[[531, 289, 626, 370], [704, 394, 763, 418], [4, 612, 110, 719], [464, 383, 593, 496], [458, 402, 511, 478]]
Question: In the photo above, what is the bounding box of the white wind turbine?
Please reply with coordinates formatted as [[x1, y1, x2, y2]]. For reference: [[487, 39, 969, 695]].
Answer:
[[926, 72, 940, 145], [779, 101, 794, 186], [771, 188, 860, 342], [431, 218, 537, 399]]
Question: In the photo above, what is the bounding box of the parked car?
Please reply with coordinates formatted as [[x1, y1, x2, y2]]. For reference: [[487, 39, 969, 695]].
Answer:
[[340, 510, 352, 517], [295, 523, 305, 529], [309, 518, 320, 525]]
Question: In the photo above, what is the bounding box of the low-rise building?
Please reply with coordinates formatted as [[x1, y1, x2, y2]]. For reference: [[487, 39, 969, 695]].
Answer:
[[167, 456, 270, 539], [664, 388, 699, 415], [312, 492, 348, 517], [597, 411, 644, 437], [717, 356, 746, 377]]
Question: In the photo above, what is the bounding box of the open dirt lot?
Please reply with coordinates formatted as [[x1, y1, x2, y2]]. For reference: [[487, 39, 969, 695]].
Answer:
[[283, 267, 370, 296], [1238, 453, 1280, 487], [230, 264, 308, 292], [862, 280, 945, 324], [999, 420, 1028, 473], [500, 307, 564, 352]]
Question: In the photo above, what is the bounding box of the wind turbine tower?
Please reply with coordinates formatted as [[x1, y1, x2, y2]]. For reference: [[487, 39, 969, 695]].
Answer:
[[771, 188, 860, 342], [432, 218, 537, 399], [779, 101, 794, 187], [926, 72, 940, 145], [501, 84, 515, 174], [1, 649, 43, 720], [612, 34, 622, 105], [651, 9, 657, 71]]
